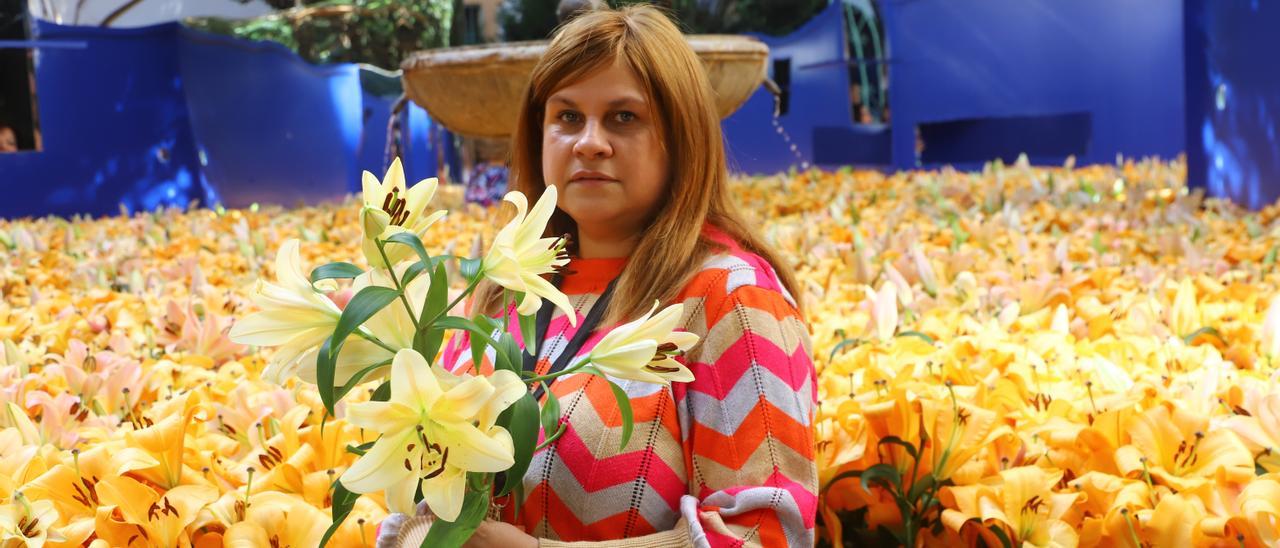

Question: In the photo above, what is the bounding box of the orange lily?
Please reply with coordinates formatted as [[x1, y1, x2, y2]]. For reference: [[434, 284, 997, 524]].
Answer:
[[940, 466, 1079, 547]]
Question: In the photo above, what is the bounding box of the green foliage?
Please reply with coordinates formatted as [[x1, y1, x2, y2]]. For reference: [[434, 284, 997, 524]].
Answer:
[[186, 0, 455, 70]]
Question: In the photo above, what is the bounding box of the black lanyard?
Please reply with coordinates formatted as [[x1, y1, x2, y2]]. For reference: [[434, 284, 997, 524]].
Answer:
[[494, 273, 620, 497], [522, 273, 620, 400]]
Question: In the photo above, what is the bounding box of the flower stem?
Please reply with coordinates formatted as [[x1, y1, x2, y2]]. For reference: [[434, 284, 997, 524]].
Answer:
[[535, 425, 567, 452], [354, 330, 398, 354], [376, 239, 420, 332], [523, 362, 585, 385]]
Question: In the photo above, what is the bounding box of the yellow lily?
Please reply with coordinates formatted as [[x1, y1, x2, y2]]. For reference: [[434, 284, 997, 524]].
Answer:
[[1168, 277, 1200, 338], [481, 186, 575, 322], [222, 492, 328, 548], [340, 349, 523, 520], [359, 157, 446, 269], [1223, 392, 1280, 473], [1144, 493, 1223, 548], [124, 398, 209, 490], [1117, 404, 1255, 493], [1227, 474, 1280, 547], [0, 493, 63, 548], [584, 301, 699, 385]]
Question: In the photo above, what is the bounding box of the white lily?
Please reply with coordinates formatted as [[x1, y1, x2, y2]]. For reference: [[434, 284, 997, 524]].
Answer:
[[872, 283, 898, 342], [482, 186, 575, 324], [340, 349, 523, 520], [360, 158, 446, 268], [231, 240, 420, 387], [229, 239, 344, 379], [284, 262, 433, 387], [0, 492, 63, 548], [584, 302, 699, 385]]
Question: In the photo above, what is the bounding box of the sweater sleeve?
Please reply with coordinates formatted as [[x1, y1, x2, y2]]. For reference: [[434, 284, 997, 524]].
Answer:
[[671, 283, 818, 547]]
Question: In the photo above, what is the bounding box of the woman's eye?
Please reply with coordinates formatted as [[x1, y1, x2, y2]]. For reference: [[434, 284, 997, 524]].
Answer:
[[558, 111, 581, 123], [615, 111, 636, 123]]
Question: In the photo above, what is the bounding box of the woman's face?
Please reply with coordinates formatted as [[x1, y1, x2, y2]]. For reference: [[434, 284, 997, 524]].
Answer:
[[541, 60, 670, 241]]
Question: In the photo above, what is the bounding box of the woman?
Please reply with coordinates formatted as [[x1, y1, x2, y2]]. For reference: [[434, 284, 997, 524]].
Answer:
[[384, 5, 817, 547]]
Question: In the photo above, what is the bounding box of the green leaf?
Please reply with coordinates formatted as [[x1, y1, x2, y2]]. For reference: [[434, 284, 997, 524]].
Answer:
[[401, 260, 429, 286], [1265, 246, 1278, 269], [413, 263, 451, 361], [493, 333, 522, 374], [895, 331, 936, 345], [610, 381, 635, 450], [460, 257, 483, 282], [540, 389, 561, 436], [581, 366, 634, 450], [310, 262, 364, 285], [333, 359, 393, 403], [330, 286, 400, 361], [987, 524, 1014, 548], [345, 440, 376, 456], [820, 469, 863, 495], [435, 316, 496, 346], [906, 473, 938, 504], [421, 477, 489, 547], [860, 463, 902, 494], [317, 336, 340, 415], [320, 481, 360, 547], [424, 262, 450, 322], [878, 436, 919, 462], [384, 231, 430, 265], [469, 337, 488, 374], [497, 394, 539, 497], [371, 380, 391, 402], [828, 338, 863, 361], [519, 308, 538, 357]]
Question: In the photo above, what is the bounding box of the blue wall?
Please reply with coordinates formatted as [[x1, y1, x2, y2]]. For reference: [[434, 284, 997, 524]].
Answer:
[[0, 22, 447, 219], [0, 23, 210, 219], [723, 0, 1186, 174], [1184, 0, 1280, 210], [882, 0, 1185, 170], [723, 1, 859, 175]]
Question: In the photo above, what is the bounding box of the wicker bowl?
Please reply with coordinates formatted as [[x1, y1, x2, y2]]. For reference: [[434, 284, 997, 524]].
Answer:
[[401, 35, 768, 138]]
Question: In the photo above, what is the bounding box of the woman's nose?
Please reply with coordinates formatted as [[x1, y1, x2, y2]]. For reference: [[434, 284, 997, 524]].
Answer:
[[572, 119, 612, 159]]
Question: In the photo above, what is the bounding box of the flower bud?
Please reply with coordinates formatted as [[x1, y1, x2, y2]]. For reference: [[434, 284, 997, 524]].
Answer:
[[361, 206, 391, 239]]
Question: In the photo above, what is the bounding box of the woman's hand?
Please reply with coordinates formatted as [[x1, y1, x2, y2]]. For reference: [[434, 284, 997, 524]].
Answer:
[[462, 520, 538, 548]]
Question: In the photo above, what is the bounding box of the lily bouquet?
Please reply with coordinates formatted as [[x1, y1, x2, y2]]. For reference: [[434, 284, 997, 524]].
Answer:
[[229, 159, 698, 546]]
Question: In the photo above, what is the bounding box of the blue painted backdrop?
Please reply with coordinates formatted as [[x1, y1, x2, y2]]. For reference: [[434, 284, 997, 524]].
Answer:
[[1184, 0, 1280, 210], [722, 0, 1186, 173], [6, 2, 1265, 217], [0, 23, 209, 219], [0, 22, 447, 219]]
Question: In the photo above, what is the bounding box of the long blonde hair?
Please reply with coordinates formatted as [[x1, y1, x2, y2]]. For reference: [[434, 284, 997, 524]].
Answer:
[[478, 4, 801, 325]]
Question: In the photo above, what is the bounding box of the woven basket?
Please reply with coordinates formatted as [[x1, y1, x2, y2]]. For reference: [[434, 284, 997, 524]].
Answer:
[[400, 35, 769, 138]]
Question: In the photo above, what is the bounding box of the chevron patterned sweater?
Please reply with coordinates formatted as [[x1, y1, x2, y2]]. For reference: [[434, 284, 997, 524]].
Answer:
[[441, 228, 818, 547]]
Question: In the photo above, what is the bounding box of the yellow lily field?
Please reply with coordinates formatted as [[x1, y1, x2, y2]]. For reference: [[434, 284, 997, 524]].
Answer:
[[2, 156, 1279, 546]]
